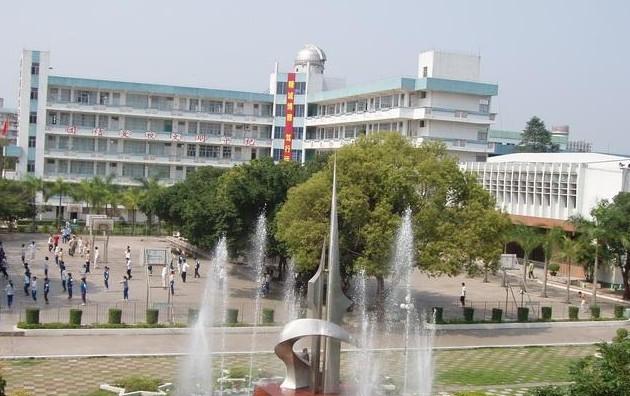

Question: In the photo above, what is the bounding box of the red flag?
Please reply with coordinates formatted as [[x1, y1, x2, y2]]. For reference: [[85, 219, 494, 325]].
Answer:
[[1, 118, 8, 137]]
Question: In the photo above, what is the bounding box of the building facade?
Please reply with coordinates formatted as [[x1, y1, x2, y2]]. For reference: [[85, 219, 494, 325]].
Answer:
[[488, 126, 569, 157], [0, 99, 19, 178], [461, 152, 630, 224], [11, 46, 498, 186], [566, 140, 593, 153]]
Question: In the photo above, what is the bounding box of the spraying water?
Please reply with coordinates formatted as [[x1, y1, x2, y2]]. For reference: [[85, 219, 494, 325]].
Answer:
[[283, 259, 301, 321], [354, 269, 381, 395], [384, 208, 434, 395], [177, 237, 229, 396], [247, 213, 268, 392]]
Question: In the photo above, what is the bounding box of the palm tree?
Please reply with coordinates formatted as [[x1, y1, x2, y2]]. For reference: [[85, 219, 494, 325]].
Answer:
[[557, 235, 580, 303], [22, 175, 44, 230], [540, 227, 564, 298], [510, 225, 543, 291], [73, 177, 108, 215], [120, 188, 143, 235], [45, 177, 72, 229], [138, 177, 163, 234]]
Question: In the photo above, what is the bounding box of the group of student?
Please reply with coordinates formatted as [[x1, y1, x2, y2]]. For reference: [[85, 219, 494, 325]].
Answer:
[[160, 250, 201, 297]]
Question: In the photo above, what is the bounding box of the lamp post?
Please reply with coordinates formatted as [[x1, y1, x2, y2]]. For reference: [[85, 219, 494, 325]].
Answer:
[[592, 236, 599, 305]]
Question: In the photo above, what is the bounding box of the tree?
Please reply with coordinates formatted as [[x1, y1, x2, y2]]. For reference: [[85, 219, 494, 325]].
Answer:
[[276, 133, 508, 299], [540, 227, 564, 298], [0, 179, 36, 227], [120, 188, 143, 235], [591, 192, 630, 300], [73, 176, 108, 215], [22, 175, 43, 229], [516, 116, 559, 153], [509, 224, 543, 291], [557, 235, 580, 303], [137, 177, 164, 234], [44, 177, 72, 228]]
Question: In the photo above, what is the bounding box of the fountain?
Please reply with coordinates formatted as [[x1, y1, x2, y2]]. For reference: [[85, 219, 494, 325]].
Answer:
[[177, 237, 229, 396], [353, 270, 381, 396], [283, 259, 302, 322], [248, 213, 268, 391]]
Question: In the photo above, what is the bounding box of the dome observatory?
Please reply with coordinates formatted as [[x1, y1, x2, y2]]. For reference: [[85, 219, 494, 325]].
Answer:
[[294, 44, 326, 74]]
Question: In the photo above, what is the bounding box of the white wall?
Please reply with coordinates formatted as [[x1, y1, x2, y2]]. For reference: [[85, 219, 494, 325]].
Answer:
[[430, 92, 486, 112], [418, 51, 481, 81], [426, 120, 483, 140], [580, 167, 625, 218]]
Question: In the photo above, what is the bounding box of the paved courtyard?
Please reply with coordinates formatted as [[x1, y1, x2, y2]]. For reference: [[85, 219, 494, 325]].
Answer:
[[0, 346, 594, 395]]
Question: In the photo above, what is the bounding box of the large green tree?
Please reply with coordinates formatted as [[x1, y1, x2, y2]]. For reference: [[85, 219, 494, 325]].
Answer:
[[540, 227, 564, 298], [276, 133, 508, 295], [591, 192, 630, 300], [0, 179, 36, 226], [517, 116, 559, 153], [44, 177, 72, 228]]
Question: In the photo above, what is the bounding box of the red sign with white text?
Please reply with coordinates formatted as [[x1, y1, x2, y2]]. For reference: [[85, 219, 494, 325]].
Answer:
[[283, 73, 296, 161]]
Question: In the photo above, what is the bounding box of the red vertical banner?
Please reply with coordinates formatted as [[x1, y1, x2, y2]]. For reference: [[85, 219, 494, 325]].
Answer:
[[283, 73, 296, 161]]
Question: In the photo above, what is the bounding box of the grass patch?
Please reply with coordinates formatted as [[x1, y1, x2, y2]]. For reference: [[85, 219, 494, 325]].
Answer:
[[8, 359, 43, 367]]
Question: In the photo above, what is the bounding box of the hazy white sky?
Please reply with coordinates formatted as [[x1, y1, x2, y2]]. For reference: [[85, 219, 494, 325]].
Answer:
[[1, 0, 628, 153]]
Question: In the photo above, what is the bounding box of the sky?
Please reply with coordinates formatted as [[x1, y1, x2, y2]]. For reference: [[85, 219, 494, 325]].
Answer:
[[1, 0, 629, 153]]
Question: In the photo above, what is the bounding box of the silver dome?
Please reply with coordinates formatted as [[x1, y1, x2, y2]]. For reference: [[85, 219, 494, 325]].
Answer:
[[294, 44, 326, 67]]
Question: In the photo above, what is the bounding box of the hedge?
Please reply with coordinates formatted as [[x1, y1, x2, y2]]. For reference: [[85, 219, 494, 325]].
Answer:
[[432, 307, 444, 324], [226, 309, 239, 325], [517, 307, 529, 322], [25, 308, 40, 325], [69, 309, 83, 326], [491, 308, 503, 322], [262, 308, 274, 325], [568, 306, 579, 321], [590, 305, 600, 319], [108, 309, 122, 325], [614, 305, 624, 319], [541, 306, 552, 321], [463, 307, 474, 322], [146, 309, 159, 325]]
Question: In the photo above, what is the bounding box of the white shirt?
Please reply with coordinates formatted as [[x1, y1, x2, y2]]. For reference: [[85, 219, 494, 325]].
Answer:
[[125, 250, 131, 260], [461, 286, 466, 297], [182, 263, 189, 273], [127, 260, 132, 270]]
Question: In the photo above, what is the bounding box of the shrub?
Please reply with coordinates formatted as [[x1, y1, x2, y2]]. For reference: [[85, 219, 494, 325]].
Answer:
[[491, 308, 503, 322], [463, 307, 474, 322], [517, 307, 529, 322], [226, 309, 239, 325], [613, 328, 628, 342], [432, 307, 444, 324], [9, 390, 33, 396], [614, 305, 625, 319], [108, 309, 122, 325], [25, 308, 39, 325], [527, 385, 567, 396], [262, 308, 274, 325], [146, 309, 159, 325], [187, 308, 199, 325], [568, 306, 579, 321], [116, 376, 161, 392], [590, 305, 601, 319], [541, 306, 552, 321], [69, 309, 82, 326], [548, 263, 560, 276]]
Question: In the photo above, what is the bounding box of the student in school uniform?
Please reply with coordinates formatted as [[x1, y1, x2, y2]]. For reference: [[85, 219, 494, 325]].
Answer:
[[103, 266, 110, 290], [43, 277, 50, 304]]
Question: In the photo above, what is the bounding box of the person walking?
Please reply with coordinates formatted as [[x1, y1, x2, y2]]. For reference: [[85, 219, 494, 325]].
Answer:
[[23, 271, 31, 296], [579, 291, 588, 313], [169, 270, 175, 296], [93, 246, 100, 269], [20, 244, 26, 264], [53, 232, 60, 249], [103, 266, 110, 291], [47, 234, 54, 252], [84, 254, 91, 274], [528, 262, 535, 279], [194, 257, 200, 278], [120, 276, 129, 301], [80, 277, 87, 305], [43, 256, 49, 277], [460, 282, 466, 307], [31, 276, 38, 301], [78, 237, 84, 257], [43, 277, 50, 304], [67, 273, 73, 299], [181, 259, 189, 283], [126, 257, 132, 280], [161, 265, 168, 289], [61, 268, 67, 292], [5, 280, 15, 309], [29, 241, 36, 261]]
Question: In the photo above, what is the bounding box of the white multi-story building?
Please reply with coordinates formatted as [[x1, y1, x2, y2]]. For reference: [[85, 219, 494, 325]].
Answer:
[[11, 46, 498, 186], [461, 152, 630, 226]]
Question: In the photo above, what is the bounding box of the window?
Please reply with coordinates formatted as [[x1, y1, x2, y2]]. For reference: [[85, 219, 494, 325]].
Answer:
[[477, 130, 488, 142], [346, 101, 357, 113], [73, 113, 96, 128], [236, 102, 244, 114], [60, 89, 71, 102], [70, 161, 94, 175], [189, 99, 199, 112], [357, 100, 367, 112], [419, 91, 427, 99], [48, 112, 57, 125], [201, 100, 222, 113], [294, 104, 305, 117], [126, 94, 148, 108], [28, 136, 36, 148], [276, 81, 287, 95], [275, 104, 286, 117], [188, 121, 198, 135], [27, 160, 35, 173], [200, 123, 221, 136], [29, 112, 37, 124], [148, 165, 170, 179], [125, 117, 148, 131], [59, 113, 70, 126], [222, 146, 232, 159], [380, 96, 392, 109], [419, 120, 426, 128], [225, 102, 234, 114], [30, 88, 38, 100], [199, 145, 220, 158], [77, 91, 91, 104], [475, 155, 487, 162], [123, 140, 146, 154], [99, 92, 109, 105], [294, 82, 306, 95], [112, 92, 120, 106], [122, 163, 145, 178], [274, 126, 285, 139], [293, 127, 304, 140], [31, 63, 39, 75], [422, 66, 428, 77], [479, 99, 490, 113], [187, 144, 197, 157], [272, 148, 283, 161], [223, 124, 233, 137]]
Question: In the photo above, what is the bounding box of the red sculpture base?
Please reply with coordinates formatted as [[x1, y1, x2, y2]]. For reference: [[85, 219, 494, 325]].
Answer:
[[253, 382, 353, 396]]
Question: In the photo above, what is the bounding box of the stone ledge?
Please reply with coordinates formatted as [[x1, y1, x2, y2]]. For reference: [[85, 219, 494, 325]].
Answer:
[[430, 319, 630, 331], [17, 325, 283, 337]]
